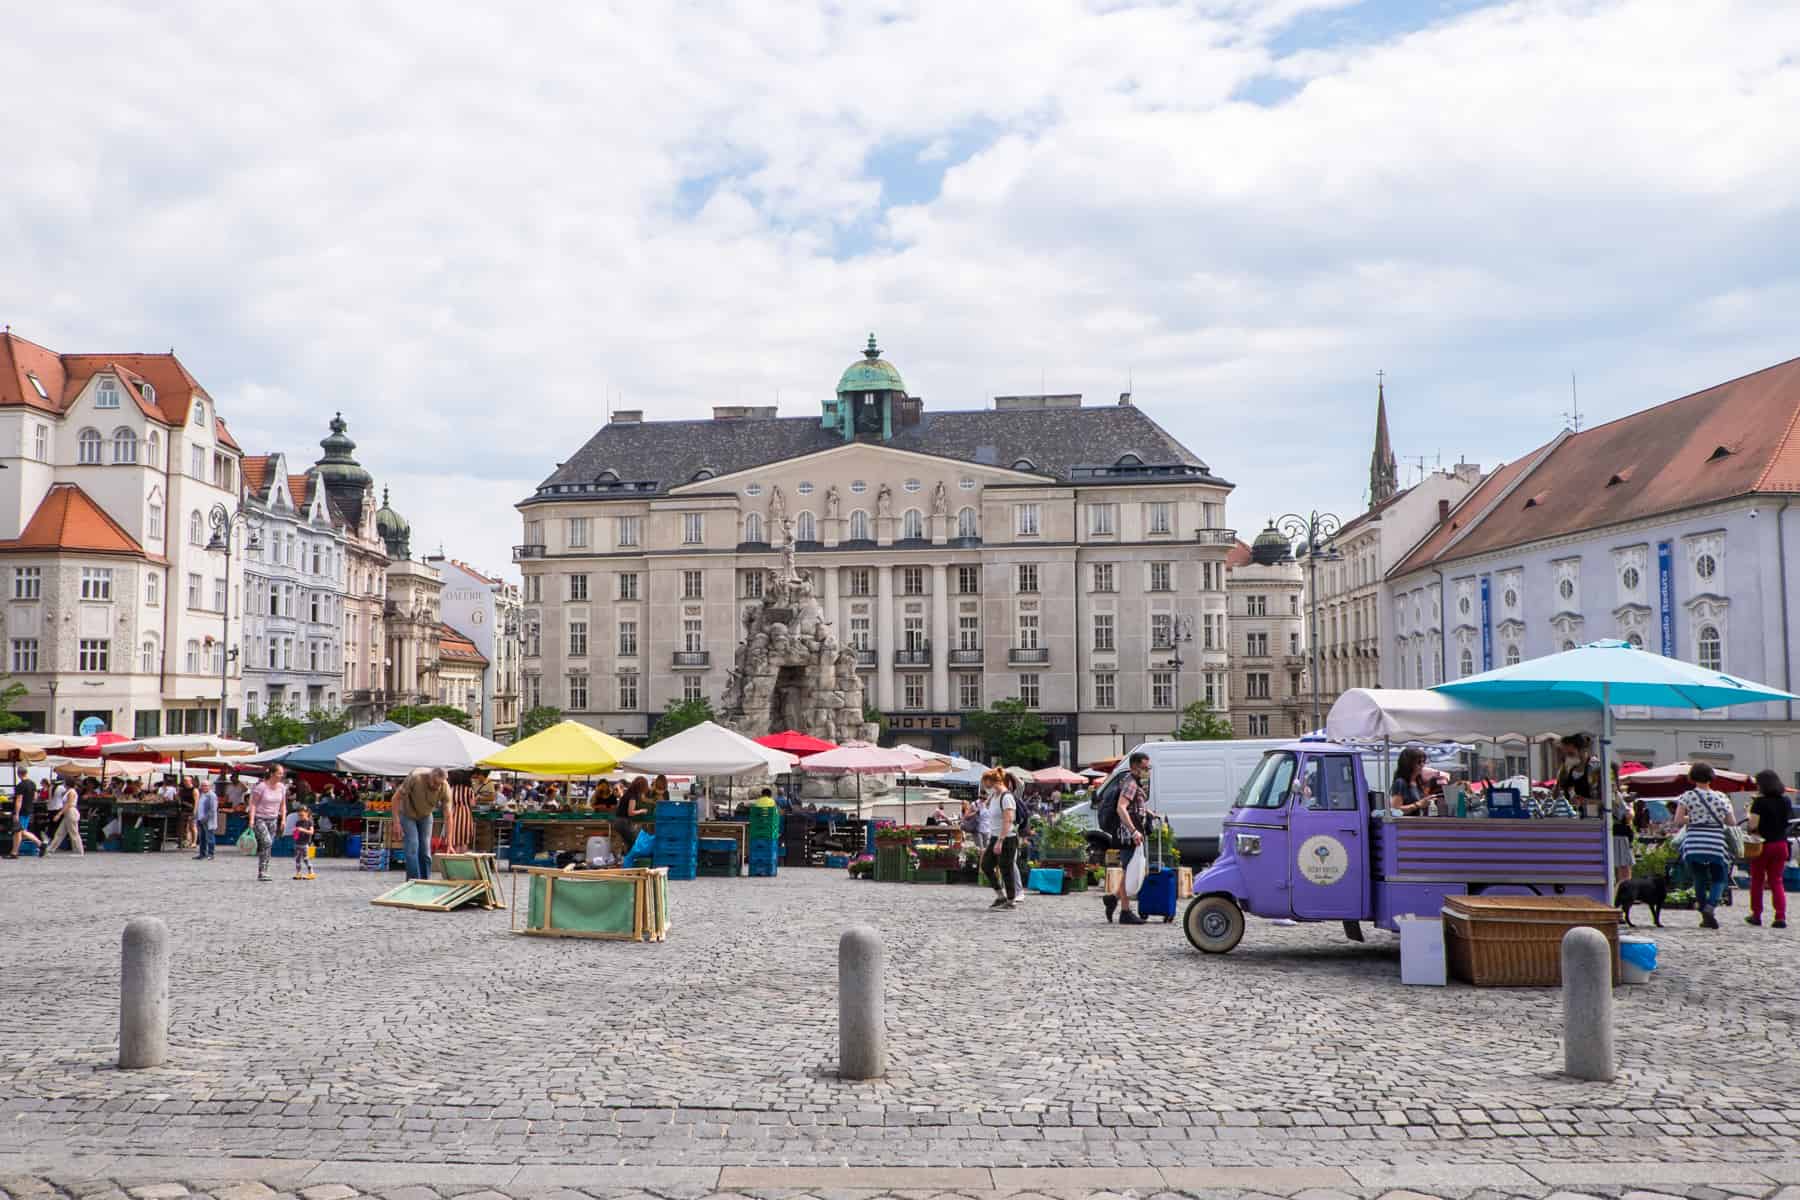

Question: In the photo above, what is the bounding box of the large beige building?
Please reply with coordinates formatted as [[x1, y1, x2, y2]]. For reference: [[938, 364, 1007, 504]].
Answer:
[[310, 414, 391, 726], [516, 337, 1234, 763], [1226, 525, 1308, 738]]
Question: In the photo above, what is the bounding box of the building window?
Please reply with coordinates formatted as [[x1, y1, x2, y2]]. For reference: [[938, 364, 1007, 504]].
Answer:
[[214, 577, 228, 611], [1015, 504, 1040, 537], [1290, 631, 1300, 654], [12, 567, 41, 600], [81, 567, 113, 600], [1695, 552, 1718, 583], [1246, 673, 1271, 700], [617, 515, 641, 547], [1621, 565, 1640, 593], [1504, 643, 1521, 667], [1092, 563, 1115, 593], [743, 512, 764, 543], [903, 674, 925, 710], [11, 638, 38, 673], [112, 427, 137, 464], [618, 572, 639, 601], [1697, 624, 1722, 671], [682, 618, 704, 653], [958, 673, 982, 710], [1203, 562, 1222, 591], [1087, 504, 1116, 537], [1459, 648, 1475, 677], [1094, 672, 1116, 709], [742, 570, 764, 599], [899, 616, 925, 653], [566, 673, 588, 710], [1017, 563, 1038, 593], [618, 673, 638, 709], [33, 424, 48, 462], [523, 674, 542, 709], [849, 510, 870, 541], [1147, 502, 1173, 535], [956, 565, 980, 594], [849, 616, 871, 651], [618, 621, 637, 656], [1204, 671, 1220, 705], [681, 570, 704, 599], [1149, 562, 1172, 592], [1562, 639, 1577, 653], [1151, 613, 1173, 649], [1248, 714, 1270, 736], [78, 428, 103, 464], [682, 675, 704, 703], [958, 615, 979, 650], [957, 507, 978, 539], [1016, 612, 1040, 650], [567, 517, 590, 548], [901, 567, 924, 596], [1246, 595, 1267, 617], [1290, 594, 1299, 615], [568, 573, 589, 601], [568, 621, 588, 657], [1246, 631, 1267, 656], [901, 509, 924, 540], [1093, 613, 1114, 651], [1017, 673, 1040, 708], [1151, 671, 1174, 709], [848, 568, 871, 596], [191, 445, 205, 478], [79, 639, 111, 672], [146, 573, 160, 606], [682, 513, 704, 544], [184, 573, 201, 608], [523, 621, 541, 657], [795, 510, 816, 542], [188, 510, 204, 545]]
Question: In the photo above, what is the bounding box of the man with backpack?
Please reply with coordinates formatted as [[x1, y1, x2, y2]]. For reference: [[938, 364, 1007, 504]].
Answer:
[[1100, 752, 1151, 925], [979, 769, 1020, 911]]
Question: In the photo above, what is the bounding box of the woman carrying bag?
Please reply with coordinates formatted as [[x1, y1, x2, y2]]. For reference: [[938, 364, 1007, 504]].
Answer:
[[1671, 763, 1738, 930], [1745, 769, 1792, 929]]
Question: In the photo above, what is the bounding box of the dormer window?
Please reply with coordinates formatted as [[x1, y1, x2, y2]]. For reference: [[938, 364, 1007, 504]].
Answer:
[[1011, 458, 1037, 472], [188, 396, 200, 424], [96, 379, 121, 409], [1606, 467, 1634, 487], [26, 372, 48, 401], [1707, 445, 1733, 461], [141, 382, 156, 405]]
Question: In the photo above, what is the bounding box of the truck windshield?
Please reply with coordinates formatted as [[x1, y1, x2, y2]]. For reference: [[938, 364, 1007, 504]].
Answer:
[[1237, 752, 1297, 809]]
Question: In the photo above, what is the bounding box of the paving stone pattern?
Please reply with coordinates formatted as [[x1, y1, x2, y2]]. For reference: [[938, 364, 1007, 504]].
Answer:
[[1, 854, 1796, 1171]]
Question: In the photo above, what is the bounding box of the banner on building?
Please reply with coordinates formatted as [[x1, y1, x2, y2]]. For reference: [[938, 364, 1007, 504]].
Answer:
[[1657, 540, 1675, 657], [1479, 577, 1493, 672]]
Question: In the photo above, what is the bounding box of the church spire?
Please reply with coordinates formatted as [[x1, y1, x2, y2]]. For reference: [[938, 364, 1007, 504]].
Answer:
[[1369, 371, 1398, 505]]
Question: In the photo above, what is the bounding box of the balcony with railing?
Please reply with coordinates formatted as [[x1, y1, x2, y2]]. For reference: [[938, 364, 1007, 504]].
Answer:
[[513, 544, 546, 561], [1193, 527, 1239, 546], [852, 648, 876, 667], [1007, 646, 1050, 665], [894, 646, 931, 666], [948, 647, 983, 666], [671, 650, 710, 669]]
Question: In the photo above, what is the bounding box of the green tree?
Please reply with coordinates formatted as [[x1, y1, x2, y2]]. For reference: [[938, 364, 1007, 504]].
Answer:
[[240, 704, 351, 750], [963, 698, 1052, 768], [650, 697, 713, 744], [1174, 699, 1234, 741], [0, 679, 29, 734], [386, 703, 472, 730], [517, 706, 563, 740], [861, 702, 887, 738]]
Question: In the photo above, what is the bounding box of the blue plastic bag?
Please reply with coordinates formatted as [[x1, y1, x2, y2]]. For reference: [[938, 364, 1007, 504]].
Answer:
[[621, 830, 655, 868], [1619, 939, 1657, 973]]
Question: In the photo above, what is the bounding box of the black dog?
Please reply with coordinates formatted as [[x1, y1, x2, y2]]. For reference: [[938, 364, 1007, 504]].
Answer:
[[1615, 876, 1667, 927]]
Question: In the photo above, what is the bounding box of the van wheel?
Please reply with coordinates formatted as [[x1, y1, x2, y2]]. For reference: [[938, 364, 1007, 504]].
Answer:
[[1183, 895, 1244, 954]]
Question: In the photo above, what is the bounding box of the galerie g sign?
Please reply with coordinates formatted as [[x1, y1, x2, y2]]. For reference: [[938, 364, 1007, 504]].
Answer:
[[1296, 835, 1349, 886]]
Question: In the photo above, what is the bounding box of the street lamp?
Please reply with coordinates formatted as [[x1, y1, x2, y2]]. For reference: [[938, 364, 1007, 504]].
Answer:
[[47, 677, 59, 735], [207, 503, 262, 735], [1168, 613, 1196, 732], [1278, 509, 1343, 731]]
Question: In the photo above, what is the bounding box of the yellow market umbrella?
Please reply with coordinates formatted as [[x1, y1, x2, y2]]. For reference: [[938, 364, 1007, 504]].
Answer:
[[477, 721, 640, 776]]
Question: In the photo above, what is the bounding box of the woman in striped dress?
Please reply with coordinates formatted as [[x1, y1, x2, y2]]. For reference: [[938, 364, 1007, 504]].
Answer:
[[1672, 762, 1738, 930]]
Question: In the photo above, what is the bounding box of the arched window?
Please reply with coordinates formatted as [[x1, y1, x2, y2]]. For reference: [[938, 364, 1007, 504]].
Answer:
[[146, 490, 163, 543], [848, 510, 870, 541], [901, 509, 924, 540], [1459, 648, 1474, 677], [185, 639, 201, 672], [743, 512, 764, 544], [795, 510, 816, 542], [957, 507, 978, 539], [78, 428, 102, 464], [189, 510, 204, 545], [112, 426, 137, 464], [1415, 655, 1424, 688], [1626, 632, 1645, 649], [145, 429, 162, 467], [1505, 644, 1521, 667], [140, 639, 157, 674], [1697, 624, 1722, 672], [1561, 640, 1576, 652]]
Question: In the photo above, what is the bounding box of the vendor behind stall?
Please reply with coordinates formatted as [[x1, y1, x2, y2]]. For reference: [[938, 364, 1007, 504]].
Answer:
[[1390, 747, 1430, 816]]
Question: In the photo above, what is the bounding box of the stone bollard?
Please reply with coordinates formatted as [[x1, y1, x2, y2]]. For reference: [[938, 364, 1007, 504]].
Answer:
[[120, 917, 171, 1070], [838, 925, 885, 1080], [1561, 926, 1614, 1082]]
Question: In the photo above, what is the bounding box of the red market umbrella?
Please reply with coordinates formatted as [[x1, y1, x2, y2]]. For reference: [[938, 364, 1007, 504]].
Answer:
[[755, 730, 838, 758], [1616, 761, 1754, 798]]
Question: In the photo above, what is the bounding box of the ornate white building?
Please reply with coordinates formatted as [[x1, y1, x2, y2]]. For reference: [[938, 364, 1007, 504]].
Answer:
[[1226, 525, 1308, 738], [425, 555, 522, 740], [240, 455, 348, 718]]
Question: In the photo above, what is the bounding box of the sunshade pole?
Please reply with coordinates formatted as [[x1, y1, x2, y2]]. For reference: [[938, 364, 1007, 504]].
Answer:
[[1601, 683, 1613, 893]]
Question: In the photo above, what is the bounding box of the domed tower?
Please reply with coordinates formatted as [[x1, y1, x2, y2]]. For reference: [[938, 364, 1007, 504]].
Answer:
[[315, 412, 376, 522], [375, 486, 412, 561], [822, 333, 908, 441], [1250, 521, 1294, 565]]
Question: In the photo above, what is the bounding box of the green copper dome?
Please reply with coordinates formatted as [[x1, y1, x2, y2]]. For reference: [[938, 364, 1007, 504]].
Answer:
[[836, 333, 905, 395], [1250, 521, 1293, 565], [375, 486, 411, 559], [315, 412, 373, 494]]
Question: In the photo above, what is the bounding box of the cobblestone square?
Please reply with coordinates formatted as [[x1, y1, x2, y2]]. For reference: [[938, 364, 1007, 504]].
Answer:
[[1, 852, 1795, 1199]]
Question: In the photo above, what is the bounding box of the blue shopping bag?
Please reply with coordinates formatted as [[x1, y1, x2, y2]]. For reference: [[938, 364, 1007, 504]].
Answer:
[[622, 830, 655, 868]]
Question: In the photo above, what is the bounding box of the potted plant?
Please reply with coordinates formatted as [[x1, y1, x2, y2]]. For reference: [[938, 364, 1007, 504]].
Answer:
[[1038, 812, 1089, 864], [848, 854, 874, 879]]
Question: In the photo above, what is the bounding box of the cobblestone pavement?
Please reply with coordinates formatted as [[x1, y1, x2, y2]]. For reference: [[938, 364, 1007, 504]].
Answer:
[[1, 853, 1795, 1175]]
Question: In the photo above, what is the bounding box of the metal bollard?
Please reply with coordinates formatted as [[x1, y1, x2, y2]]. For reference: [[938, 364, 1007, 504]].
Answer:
[[1561, 926, 1615, 1081], [120, 917, 171, 1070], [838, 925, 885, 1080]]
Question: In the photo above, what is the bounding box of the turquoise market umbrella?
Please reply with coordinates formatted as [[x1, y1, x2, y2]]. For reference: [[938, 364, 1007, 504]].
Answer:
[[1435, 639, 1795, 885], [279, 721, 405, 774]]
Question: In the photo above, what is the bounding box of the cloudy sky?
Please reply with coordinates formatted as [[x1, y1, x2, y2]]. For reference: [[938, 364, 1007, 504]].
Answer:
[[4, 0, 1797, 576]]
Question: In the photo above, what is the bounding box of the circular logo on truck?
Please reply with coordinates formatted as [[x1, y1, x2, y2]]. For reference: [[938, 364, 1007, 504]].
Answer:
[[1296, 835, 1349, 886]]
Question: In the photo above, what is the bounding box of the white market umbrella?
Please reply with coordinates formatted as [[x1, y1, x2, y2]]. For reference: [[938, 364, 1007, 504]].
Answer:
[[50, 756, 161, 779], [620, 721, 797, 777], [9, 732, 97, 751], [106, 734, 257, 762], [335, 718, 505, 775]]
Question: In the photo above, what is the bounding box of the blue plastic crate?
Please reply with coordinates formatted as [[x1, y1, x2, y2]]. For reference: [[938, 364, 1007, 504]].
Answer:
[[748, 863, 778, 877]]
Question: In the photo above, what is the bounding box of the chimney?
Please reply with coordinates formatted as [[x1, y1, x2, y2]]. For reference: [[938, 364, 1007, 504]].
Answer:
[[610, 410, 643, 425], [1438, 498, 1451, 524], [1118, 391, 1132, 406]]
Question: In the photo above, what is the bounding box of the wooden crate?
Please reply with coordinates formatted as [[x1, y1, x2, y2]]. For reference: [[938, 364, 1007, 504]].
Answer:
[[1442, 895, 1620, 987]]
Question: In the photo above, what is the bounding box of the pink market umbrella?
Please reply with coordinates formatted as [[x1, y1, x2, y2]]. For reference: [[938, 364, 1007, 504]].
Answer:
[[1033, 766, 1086, 787], [799, 741, 942, 823]]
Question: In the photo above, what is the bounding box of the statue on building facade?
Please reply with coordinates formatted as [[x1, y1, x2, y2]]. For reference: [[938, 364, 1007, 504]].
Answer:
[[932, 480, 948, 516], [875, 483, 893, 518], [824, 484, 840, 518], [768, 484, 786, 525]]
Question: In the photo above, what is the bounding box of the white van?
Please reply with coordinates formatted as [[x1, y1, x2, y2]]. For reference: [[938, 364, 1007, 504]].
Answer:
[[1071, 739, 1291, 863]]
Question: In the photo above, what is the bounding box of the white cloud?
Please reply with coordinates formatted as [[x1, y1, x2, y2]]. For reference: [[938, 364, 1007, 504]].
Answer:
[[1, 0, 1797, 575]]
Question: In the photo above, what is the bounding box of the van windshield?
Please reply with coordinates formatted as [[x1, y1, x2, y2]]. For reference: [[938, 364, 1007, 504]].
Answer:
[[1237, 752, 1297, 810]]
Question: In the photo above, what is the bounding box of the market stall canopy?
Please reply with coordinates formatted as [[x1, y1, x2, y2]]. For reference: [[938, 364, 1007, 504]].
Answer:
[[335, 719, 505, 775], [0, 735, 48, 763], [1434, 640, 1798, 711], [798, 741, 933, 775], [106, 734, 256, 761], [754, 730, 838, 757], [278, 722, 404, 773], [61, 730, 136, 759], [49, 756, 162, 778], [8, 732, 97, 751], [1327, 688, 1601, 743], [619, 721, 796, 777], [477, 721, 640, 776], [1032, 766, 1087, 786], [1619, 761, 1755, 796]]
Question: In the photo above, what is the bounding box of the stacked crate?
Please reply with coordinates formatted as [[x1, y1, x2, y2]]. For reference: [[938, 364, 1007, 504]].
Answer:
[[781, 814, 814, 865], [652, 799, 698, 880], [748, 801, 780, 878]]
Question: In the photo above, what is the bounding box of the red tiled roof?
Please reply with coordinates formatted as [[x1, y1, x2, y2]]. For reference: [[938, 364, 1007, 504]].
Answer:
[[1224, 539, 1252, 569], [0, 331, 227, 433], [449, 558, 498, 585], [437, 623, 488, 665], [216, 416, 241, 452], [0, 483, 149, 558], [288, 474, 311, 508], [1389, 352, 1800, 576], [0, 331, 68, 416], [242, 455, 275, 498]]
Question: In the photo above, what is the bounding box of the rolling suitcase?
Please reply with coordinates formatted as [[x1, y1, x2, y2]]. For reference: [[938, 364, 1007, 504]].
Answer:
[[1136, 818, 1178, 923]]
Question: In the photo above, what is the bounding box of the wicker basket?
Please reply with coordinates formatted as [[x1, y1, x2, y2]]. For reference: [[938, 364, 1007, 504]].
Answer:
[[1442, 895, 1620, 987]]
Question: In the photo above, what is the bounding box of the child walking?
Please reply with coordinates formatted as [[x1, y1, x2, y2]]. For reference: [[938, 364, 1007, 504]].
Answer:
[[292, 806, 316, 880]]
